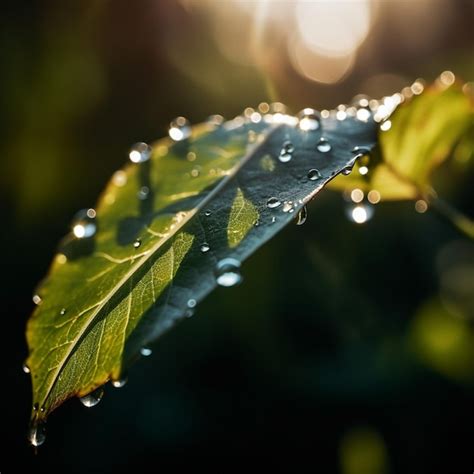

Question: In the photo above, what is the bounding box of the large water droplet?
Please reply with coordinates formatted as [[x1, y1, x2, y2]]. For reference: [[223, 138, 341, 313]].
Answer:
[[316, 138, 331, 153], [22, 362, 31, 374], [215, 258, 242, 287], [200, 243, 210, 253], [72, 209, 97, 239], [28, 421, 46, 447], [267, 197, 281, 209], [298, 108, 320, 131], [79, 387, 104, 408], [296, 205, 307, 226], [111, 377, 128, 388], [307, 169, 322, 181], [129, 142, 152, 163], [133, 238, 141, 249], [32, 294, 42, 306], [279, 140, 294, 163], [140, 347, 152, 357], [169, 117, 191, 141]]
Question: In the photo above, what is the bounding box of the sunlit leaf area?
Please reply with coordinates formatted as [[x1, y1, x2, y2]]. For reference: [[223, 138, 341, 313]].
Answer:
[[2, 1, 473, 472]]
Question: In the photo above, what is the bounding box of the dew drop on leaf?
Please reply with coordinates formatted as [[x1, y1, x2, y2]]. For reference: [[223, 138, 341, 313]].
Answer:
[[129, 142, 152, 163], [298, 108, 320, 131], [279, 140, 294, 163], [60, 308, 66, 315], [295, 205, 307, 226], [72, 209, 97, 239], [79, 387, 104, 408], [140, 347, 152, 357], [282, 201, 294, 213], [307, 169, 322, 181], [204, 210, 212, 217], [200, 243, 210, 253], [316, 138, 331, 153], [22, 362, 31, 374], [215, 258, 242, 287], [133, 238, 141, 249], [32, 294, 42, 306], [169, 117, 191, 141], [267, 197, 281, 209], [28, 421, 46, 447]]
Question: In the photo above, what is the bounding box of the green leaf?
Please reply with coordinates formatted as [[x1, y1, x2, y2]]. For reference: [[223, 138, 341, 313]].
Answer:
[[328, 81, 474, 201], [26, 111, 377, 430]]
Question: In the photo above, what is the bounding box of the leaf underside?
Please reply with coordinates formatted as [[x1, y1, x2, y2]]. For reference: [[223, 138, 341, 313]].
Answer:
[[26, 112, 377, 423]]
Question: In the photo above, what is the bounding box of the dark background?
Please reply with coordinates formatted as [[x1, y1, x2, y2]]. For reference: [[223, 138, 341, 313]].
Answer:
[[1, 1, 474, 472]]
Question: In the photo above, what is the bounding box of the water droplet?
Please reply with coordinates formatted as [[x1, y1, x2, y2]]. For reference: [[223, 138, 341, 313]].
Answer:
[[271, 216, 277, 224], [32, 294, 42, 306], [356, 108, 371, 122], [341, 166, 353, 176], [23, 362, 31, 374], [79, 387, 104, 408], [307, 169, 322, 181], [140, 347, 152, 357], [33, 403, 39, 412], [279, 140, 294, 163], [200, 243, 210, 253], [204, 210, 212, 217], [133, 238, 141, 249], [215, 258, 242, 287], [112, 170, 127, 187], [380, 120, 392, 131], [28, 421, 46, 447], [187, 298, 197, 308], [350, 189, 364, 203], [111, 377, 127, 388], [60, 308, 66, 315], [129, 142, 152, 163], [359, 166, 369, 176], [206, 114, 224, 126], [346, 203, 374, 224], [72, 209, 97, 239], [282, 201, 294, 213], [415, 199, 428, 213], [190, 167, 200, 177], [267, 197, 281, 209], [298, 108, 320, 131], [295, 205, 307, 226], [169, 117, 191, 141], [137, 186, 150, 200], [316, 138, 331, 153]]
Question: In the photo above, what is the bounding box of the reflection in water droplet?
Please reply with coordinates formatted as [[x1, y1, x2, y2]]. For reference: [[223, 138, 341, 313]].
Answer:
[[187, 298, 197, 308], [72, 209, 97, 239], [137, 186, 150, 200], [129, 142, 152, 163], [200, 243, 210, 253], [23, 362, 31, 374], [140, 347, 152, 357], [346, 203, 374, 224], [296, 205, 307, 226], [307, 169, 322, 181], [79, 387, 104, 408], [316, 138, 331, 153], [215, 258, 242, 287], [60, 308, 66, 315], [169, 117, 191, 141], [28, 421, 46, 447], [279, 140, 294, 163], [111, 377, 127, 388], [133, 238, 141, 249], [267, 197, 281, 209], [33, 294, 42, 306], [298, 108, 320, 131]]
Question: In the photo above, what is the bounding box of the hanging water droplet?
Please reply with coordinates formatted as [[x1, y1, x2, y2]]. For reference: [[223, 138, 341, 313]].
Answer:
[[129, 142, 152, 163], [307, 169, 322, 181], [341, 165, 353, 176], [200, 243, 210, 253], [72, 209, 97, 239], [60, 308, 66, 315], [316, 138, 331, 153], [140, 347, 152, 357], [111, 377, 128, 388], [28, 421, 46, 447], [298, 108, 320, 131], [346, 203, 374, 224], [267, 197, 281, 209], [133, 238, 141, 249], [169, 117, 191, 141], [215, 258, 242, 287], [32, 294, 42, 306], [137, 186, 150, 200], [282, 201, 294, 213], [22, 362, 31, 374], [279, 140, 294, 163], [296, 205, 307, 226], [79, 387, 104, 408], [187, 298, 197, 308], [204, 210, 212, 217]]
